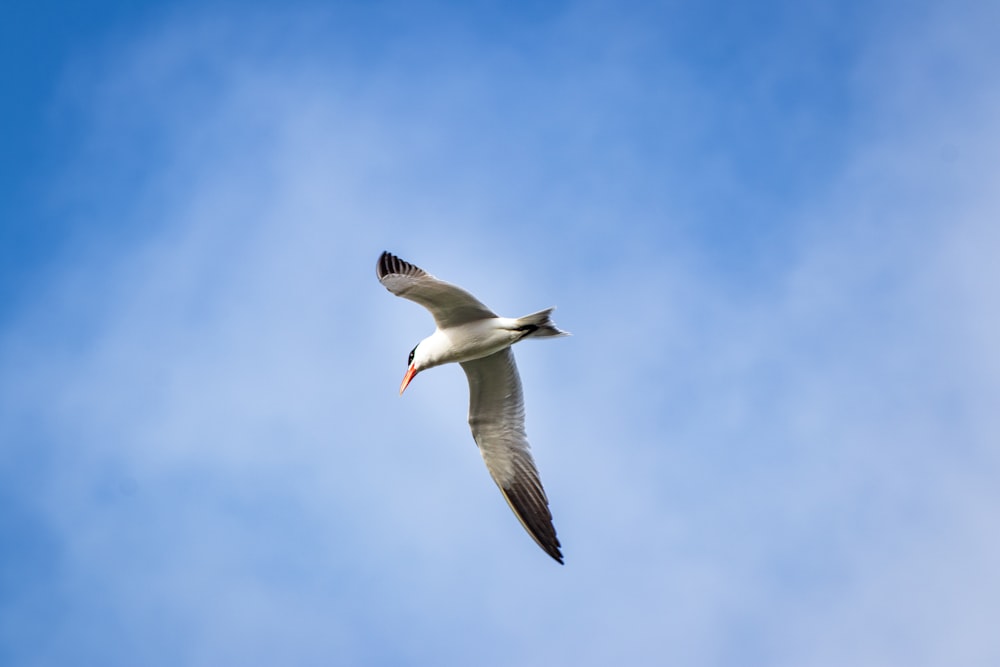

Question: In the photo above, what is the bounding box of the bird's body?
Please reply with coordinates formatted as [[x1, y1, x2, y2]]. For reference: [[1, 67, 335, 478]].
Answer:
[[413, 316, 558, 368], [376, 251, 567, 564]]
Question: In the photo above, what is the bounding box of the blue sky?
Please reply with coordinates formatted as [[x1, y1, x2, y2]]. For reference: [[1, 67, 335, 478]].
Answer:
[[2, 1, 999, 665]]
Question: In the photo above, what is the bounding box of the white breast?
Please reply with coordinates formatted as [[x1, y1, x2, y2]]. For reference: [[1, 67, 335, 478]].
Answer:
[[420, 318, 522, 368]]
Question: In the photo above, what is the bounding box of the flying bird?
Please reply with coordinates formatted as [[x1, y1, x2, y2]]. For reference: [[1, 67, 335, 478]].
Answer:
[[376, 251, 568, 564]]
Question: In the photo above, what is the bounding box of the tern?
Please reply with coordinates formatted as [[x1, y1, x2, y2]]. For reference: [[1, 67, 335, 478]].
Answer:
[[376, 251, 568, 564]]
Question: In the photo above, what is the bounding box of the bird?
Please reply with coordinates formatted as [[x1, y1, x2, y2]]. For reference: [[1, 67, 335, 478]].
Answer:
[[376, 250, 568, 564]]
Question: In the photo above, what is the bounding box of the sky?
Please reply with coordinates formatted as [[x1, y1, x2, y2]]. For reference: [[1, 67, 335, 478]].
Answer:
[[2, 0, 999, 665]]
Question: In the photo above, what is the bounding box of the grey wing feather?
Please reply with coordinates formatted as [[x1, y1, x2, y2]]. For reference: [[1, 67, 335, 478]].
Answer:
[[461, 349, 563, 564], [376, 251, 497, 328]]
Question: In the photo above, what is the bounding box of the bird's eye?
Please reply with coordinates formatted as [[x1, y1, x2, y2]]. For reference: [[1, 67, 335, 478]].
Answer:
[[408, 346, 417, 365]]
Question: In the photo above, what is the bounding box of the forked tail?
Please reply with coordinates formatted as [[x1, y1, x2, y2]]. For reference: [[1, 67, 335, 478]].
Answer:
[[514, 307, 570, 338]]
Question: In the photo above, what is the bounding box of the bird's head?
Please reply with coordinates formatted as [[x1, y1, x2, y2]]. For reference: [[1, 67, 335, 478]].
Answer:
[[399, 334, 447, 395]]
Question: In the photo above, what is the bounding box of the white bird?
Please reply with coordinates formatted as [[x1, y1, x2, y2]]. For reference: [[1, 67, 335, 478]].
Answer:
[[376, 251, 568, 564]]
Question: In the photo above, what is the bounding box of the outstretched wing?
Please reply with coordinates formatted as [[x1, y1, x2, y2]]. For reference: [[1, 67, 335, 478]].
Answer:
[[376, 251, 497, 329], [461, 348, 563, 564]]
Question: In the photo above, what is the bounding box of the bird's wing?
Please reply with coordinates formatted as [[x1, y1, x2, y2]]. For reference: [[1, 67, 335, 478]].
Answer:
[[377, 251, 497, 329], [461, 348, 563, 563]]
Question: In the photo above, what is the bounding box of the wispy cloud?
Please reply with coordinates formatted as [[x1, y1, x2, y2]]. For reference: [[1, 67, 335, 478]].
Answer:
[[2, 2, 999, 666]]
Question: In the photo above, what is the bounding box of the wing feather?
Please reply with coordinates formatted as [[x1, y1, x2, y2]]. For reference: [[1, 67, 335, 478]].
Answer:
[[461, 349, 563, 564], [376, 251, 497, 329]]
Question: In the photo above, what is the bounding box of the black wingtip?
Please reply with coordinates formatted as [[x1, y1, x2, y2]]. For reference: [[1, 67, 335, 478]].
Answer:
[[539, 525, 564, 564], [376, 251, 425, 282], [499, 480, 564, 565], [376, 250, 393, 280]]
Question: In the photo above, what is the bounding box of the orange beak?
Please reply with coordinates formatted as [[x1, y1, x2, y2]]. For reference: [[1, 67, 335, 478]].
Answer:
[[399, 364, 418, 395]]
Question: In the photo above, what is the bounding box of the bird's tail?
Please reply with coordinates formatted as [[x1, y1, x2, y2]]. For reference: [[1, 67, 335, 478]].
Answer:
[[514, 307, 570, 338]]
